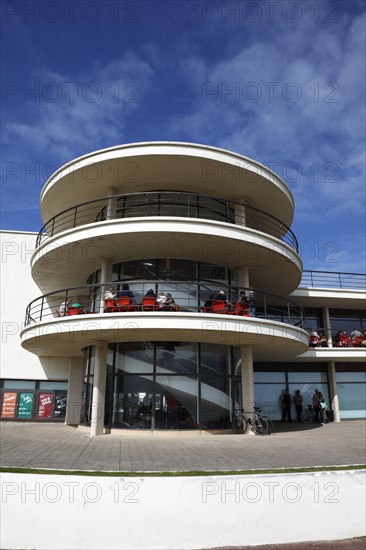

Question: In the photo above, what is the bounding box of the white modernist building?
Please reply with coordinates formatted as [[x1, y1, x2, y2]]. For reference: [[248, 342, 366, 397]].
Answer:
[[1, 142, 365, 434]]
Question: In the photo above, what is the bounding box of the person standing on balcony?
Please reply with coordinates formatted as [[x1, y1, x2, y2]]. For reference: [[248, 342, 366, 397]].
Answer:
[[246, 290, 257, 317]]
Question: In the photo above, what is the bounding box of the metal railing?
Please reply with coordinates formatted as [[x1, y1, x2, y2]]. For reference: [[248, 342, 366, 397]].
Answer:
[[35, 191, 298, 252], [300, 270, 366, 290], [24, 279, 306, 329]]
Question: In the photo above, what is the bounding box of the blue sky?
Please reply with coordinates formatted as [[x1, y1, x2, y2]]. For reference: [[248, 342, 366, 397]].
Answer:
[[1, 0, 365, 273]]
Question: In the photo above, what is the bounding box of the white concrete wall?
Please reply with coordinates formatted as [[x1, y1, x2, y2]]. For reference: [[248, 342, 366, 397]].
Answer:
[[0, 231, 69, 381], [1, 470, 365, 549]]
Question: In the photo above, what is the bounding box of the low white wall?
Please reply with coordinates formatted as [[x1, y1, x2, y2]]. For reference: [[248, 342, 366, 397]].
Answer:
[[1, 470, 365, 549]]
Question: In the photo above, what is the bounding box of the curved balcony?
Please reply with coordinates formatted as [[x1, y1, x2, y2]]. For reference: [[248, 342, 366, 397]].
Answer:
[[39, 142, 295, 227], [21, 280, 309, 361], [36, 191, 298, 252]]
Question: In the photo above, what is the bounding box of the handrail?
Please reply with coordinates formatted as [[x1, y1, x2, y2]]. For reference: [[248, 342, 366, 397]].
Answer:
[[35, 191, 298, 252], [24, 279, 306, 329], [300, 270, 366, 290]]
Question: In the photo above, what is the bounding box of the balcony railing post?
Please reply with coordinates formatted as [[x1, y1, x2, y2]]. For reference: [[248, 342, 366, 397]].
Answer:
[[73, 205, 78, 228], [339, 272, 342, 289], [39, 296, 44, 322]]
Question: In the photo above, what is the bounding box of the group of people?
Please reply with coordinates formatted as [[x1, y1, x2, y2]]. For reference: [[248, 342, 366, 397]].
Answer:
[[59, 286, 257, 316], [310, 328, 366, 347], [281, 388, 327, 424], [204, 290, 257, 316], [59, 298, 83, 315]]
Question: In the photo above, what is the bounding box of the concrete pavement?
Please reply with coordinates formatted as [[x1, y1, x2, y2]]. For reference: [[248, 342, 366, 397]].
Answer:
[[1, 420, 365, 472]]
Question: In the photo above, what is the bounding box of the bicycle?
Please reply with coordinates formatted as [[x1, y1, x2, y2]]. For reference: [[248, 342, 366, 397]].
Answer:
[[301, 404, 328, 424], [232, 407, 273, 435]]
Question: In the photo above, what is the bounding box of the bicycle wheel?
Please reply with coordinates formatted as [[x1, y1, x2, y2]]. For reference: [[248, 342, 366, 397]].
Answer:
[[300, 410, 313, 423], [261, 416, 273, 434], [253, 417, 269, 435]]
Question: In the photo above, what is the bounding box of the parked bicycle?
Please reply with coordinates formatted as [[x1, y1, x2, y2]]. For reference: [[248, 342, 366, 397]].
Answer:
[[301, 404, 328, 424], [232, 406, 273, 435]]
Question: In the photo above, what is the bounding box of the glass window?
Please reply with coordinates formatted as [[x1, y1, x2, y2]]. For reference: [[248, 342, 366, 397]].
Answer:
[[156, 375, 197, 429], [254, 372, 286, 383], [113, 374, 153, 429], [4, 380, 36, 389], [338, 383, 366, 419], [156, 342, 197, 375], [39, 381, 68, 390], [115, 342, 154, 374], [329, 310, 366, 336], [336, 372, 366, 383], [288, 372, 328, 383], [254, 384, 284, 420]]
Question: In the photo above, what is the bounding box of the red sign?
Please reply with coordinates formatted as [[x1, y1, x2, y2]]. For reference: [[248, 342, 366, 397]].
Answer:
[[1, 392, 17, 418], [37, 393, 53, 418]]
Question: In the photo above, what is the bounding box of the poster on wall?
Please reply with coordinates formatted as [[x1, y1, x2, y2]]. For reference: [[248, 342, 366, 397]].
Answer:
[[17, 393, 34, 418], [1, 392, 17, 418], [54, 392, 67, 418], [37, 393, 53, 418]]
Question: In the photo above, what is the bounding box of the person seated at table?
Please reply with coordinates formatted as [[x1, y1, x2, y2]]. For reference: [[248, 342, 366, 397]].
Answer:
[[309, 328, 320, 347], [118, 283, 136, 303], [59, 298, 71, 316], [104, 287, 117, 301], [351, 328, 363, 342], [235, 291, 249, 315], [319, 333, 328, 347], [157, 292, 168, 310], [163, 292, 176, 311], [212, 290, 232, 312], [144, 288, 156, 298], [70, 298, 83, 313]]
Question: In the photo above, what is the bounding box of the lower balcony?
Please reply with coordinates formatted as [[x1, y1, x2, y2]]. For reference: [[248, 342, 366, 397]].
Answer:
[[21, 281, 309, 361]]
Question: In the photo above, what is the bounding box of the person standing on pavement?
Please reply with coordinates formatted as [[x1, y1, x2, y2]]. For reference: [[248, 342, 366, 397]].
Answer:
[[293, 389, 303, 421], [281, 388, 292, 423], [312, 389, 323, 424]]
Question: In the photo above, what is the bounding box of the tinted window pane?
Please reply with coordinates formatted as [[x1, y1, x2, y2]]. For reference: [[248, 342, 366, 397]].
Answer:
[[4, 380, 36, 389], [336, 372, 366, 383], [288, 372, 328, 383]]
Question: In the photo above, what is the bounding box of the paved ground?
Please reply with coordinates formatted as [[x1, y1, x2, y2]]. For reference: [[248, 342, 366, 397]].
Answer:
[[1, 420, 365, 472], [1, 422, 365, 550]]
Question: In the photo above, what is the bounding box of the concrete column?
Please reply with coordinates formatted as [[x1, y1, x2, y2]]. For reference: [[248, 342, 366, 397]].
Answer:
[[327, 361, 341, 422], [322, 306, 333, 347], [240, 345, 254, 419], [237, 266, 250, 289], [106, 186, 118, 220], [90, 341, 108, 436], [234, 198, 246, 226], [99, 257, 113, 313], [65, 357, 84, 426]]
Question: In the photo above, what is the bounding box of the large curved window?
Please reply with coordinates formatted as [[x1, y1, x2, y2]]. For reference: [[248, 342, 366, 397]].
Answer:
[[82, 342, 241, 430]]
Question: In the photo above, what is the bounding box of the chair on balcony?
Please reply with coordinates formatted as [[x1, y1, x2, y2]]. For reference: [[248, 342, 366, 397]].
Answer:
[[105, 299, 118, 313], [351, 335, 363, 347], [211, 301, 227, 314], [117, 297, 138, 312], [229, 302, 249, 316], [339, 334, 351, 347], [142, 297, 157, 311]]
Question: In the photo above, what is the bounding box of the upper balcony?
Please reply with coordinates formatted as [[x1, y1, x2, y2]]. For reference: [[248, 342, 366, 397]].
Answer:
[[39, 142, 295, 229], [292, 270, 366, 310], [31, 191, 302, 295], [21, 281, 309, 362]]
